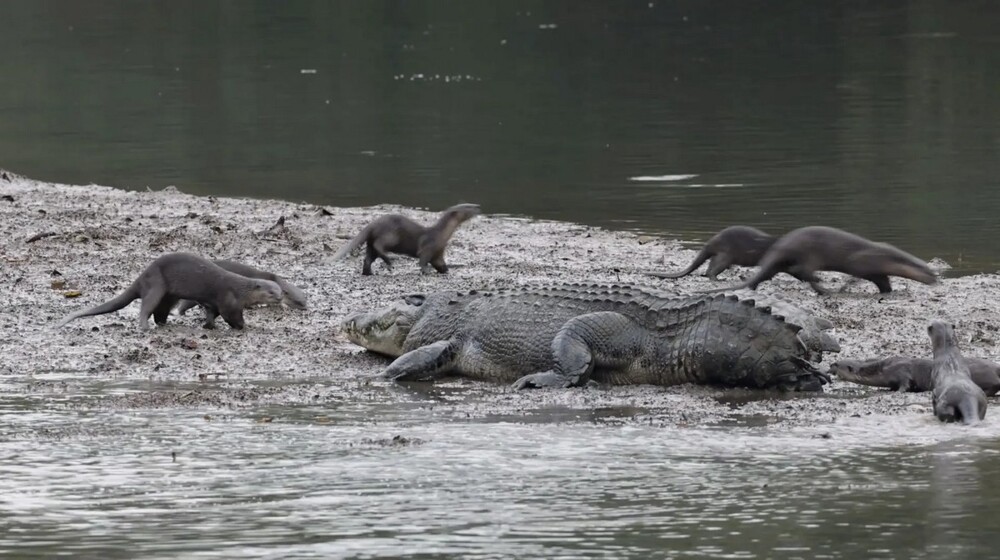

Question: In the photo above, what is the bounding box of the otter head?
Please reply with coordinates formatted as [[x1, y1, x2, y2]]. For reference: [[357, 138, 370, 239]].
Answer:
[[246, 279, 284, 307], [827, 360, 857, 377], [875, 244, 938, 285], [448, 203, 482, 222], [341, 294, 428, 357], [927, 320, 959, 355], [278, 282, 308, 310]]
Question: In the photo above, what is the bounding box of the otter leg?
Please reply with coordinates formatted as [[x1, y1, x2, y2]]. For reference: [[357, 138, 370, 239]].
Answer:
[[362, 244, 377, 275], [864, 274, 893, 294], [219, 306, 246, 330], [787, 265, 828, 295], [371, 239, 394, 270], [202, 305, 219, 329], [428, 254, 448, 274], [175, 299, 199, 316], [137, 286, 167, 330], [364, 242, 393, 275], [705, 255, 732, 280], [746, 264, 781, 290], [152, 296, 179, 325]]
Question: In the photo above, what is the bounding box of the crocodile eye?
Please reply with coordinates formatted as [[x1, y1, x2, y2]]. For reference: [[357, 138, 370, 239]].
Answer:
[[403, 294, 426, 306]]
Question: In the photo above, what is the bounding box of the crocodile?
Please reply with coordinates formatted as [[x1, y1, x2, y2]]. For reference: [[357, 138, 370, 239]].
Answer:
[[341, 282, 834, 391]]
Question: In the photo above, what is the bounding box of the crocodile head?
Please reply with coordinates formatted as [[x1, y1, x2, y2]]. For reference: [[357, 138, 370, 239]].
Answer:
[[341, 294, 427, 357]]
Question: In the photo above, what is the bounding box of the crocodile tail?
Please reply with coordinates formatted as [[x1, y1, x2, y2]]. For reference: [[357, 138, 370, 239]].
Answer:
[[647, 248, 712, 279], [331, 224, 372, 261], [55, 283, 141, 327]]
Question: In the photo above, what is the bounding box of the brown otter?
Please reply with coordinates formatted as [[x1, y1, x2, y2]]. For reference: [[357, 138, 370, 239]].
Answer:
[[174, 259, 307, 316], [647, 225, 777, 280], [332, 203, 481, 275], [55, 253, 283, 330], [830, 356, 1000, 396], [702, 226, 937, 295], [928, 321, 987, 425]]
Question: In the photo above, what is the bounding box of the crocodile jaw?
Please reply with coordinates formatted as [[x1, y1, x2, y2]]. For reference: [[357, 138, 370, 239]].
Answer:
[[341, 299, 420, 357]]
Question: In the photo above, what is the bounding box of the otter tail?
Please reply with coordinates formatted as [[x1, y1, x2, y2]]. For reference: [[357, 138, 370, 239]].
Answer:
[[698, 279, 755, 294], [957, 396, 985, 425], [697, 254, 779, 294], [647, 249, 712, 280], [55, 284, 140, 327], [331, 225, 371, 261]]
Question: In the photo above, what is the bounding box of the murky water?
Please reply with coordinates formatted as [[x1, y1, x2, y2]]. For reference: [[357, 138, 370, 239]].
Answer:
[[5, 1, 1000, 556], [2, 373, 1000, 558], [2, 0, 999, 272]]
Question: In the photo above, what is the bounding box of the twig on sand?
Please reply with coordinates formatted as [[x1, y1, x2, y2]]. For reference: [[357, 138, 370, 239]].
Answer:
[[26, 231, 58, 243]]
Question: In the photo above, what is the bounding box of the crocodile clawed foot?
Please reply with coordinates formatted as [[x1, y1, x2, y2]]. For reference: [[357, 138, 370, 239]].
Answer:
[[512, 371, 572, 390], [785, 372, 829, 392]]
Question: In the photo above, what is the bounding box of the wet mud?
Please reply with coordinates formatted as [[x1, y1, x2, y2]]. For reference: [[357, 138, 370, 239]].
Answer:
[[1, 170, 997, 432]]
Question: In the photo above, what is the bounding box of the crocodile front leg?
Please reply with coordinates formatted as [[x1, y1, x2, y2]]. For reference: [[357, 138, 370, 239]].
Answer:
[[384, 340, 459, 381], [513, 312, 639, 390]]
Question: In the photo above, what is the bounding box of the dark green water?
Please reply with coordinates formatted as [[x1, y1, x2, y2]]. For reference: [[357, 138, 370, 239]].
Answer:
[[2, 0, 999, 272]]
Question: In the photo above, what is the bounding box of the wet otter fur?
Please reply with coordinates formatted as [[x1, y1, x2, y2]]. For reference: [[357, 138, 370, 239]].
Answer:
[[928, 321, 987, 425], [332, 203, 480, 275], [175, 259, 307, 316], [830, 356, 1000, 396], [56, 253, 283, 330], [702, 226, 937, 295], [647, 225, 777, 280]]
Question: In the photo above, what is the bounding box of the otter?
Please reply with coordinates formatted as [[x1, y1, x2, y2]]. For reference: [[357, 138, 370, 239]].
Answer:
[[55, 253, 283, 330], [332, 203, 481, 275], [702, 226, 937, 295], [174, 259, 307, 316], [830, 356, 1000, 396], [647, 225, 777, 280], [928, 321, 987, 425]]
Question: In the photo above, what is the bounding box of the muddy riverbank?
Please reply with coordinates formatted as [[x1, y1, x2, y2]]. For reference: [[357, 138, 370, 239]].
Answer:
[[1, 170, 997, 429]]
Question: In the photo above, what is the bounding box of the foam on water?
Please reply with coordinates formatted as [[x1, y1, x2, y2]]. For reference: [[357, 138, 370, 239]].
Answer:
[[628, 174, 698, 181]]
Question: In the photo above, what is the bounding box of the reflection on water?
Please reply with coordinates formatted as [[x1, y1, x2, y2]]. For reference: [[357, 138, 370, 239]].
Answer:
[[2, 378, 1000, 558], [1, 1, 999, 272]]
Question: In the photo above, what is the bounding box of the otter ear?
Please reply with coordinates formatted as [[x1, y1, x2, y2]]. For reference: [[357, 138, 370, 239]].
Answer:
[[927, 324, 933, 335], [951, 323, 956, 331], [403, 294, 426, 306]]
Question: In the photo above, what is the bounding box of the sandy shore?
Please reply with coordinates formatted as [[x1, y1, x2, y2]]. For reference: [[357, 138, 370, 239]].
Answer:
[[2, 170, 997, 428]]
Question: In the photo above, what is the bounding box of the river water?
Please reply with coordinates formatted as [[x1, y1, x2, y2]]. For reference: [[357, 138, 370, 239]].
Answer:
[[2, 0, 999, 272], [4, 1, 1000, 557], [3, 373, 1000, 559]]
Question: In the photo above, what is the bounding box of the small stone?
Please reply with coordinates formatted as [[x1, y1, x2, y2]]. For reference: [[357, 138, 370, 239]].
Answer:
[[62, 290, 82, 298]]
